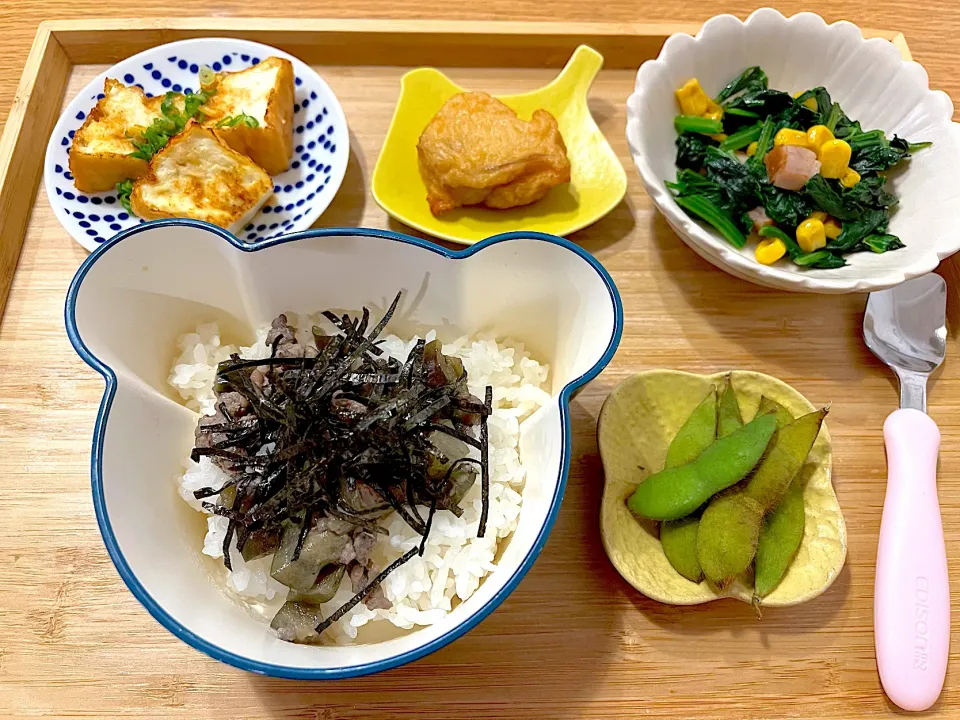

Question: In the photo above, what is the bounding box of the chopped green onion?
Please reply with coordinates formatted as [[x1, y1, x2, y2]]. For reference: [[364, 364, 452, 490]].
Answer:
[[215, 112, 259, 129], [116, 178, 134, 214], [675, 194, 747, 249], [198, 65, 217, 89], [720, 123, 764, 152], [674, 115, 724, 135]]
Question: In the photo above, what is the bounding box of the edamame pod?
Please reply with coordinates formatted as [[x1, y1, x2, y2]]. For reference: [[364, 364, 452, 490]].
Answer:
[[661, 515, 704, 582], [697, 492, 764, 586], [627, 413, 776, 521], [755, 478, 805, 597], [664, 389, 717, 469], [698, 408, 825, 585], [660, 389, 717, 582], [745, 408, 827, 512], [718, 376, 744, 438], [757, 395, 794, 429]]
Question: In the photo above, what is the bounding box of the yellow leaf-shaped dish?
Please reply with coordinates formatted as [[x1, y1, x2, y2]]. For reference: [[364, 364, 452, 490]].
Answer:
[[598, 370, 847, 606], [372, 45, 627, 244]]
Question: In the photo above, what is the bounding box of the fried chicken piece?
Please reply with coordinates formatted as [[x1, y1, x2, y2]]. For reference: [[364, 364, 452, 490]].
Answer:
[[416, 92, 571, 215]]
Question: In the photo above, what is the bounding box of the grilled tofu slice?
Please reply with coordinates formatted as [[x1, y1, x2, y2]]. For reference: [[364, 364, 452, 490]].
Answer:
[[201, 57, 295, 175], [130, 121, 272, 232], [69, 79, 178, 192]]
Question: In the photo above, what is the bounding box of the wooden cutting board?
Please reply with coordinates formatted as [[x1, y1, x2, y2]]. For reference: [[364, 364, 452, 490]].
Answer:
[[2, 13, 960, 720]]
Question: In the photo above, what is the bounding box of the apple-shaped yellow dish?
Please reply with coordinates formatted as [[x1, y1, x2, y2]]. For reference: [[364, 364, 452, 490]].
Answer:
[[598, 370, 847, 606], [372, 45, 627, 244]]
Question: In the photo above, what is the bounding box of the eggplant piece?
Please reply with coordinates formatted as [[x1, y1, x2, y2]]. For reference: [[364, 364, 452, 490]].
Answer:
[[446, 465, 477, 507], [218, 484, 238, 510], [422, 339, 466, 387], [290, 564, 346, 605], [425, 429, 469, 481], [270, 601, 325, 644], [339, 477, 389, 515], [240, 527, 281, 562], [271, 522, 350, 591]]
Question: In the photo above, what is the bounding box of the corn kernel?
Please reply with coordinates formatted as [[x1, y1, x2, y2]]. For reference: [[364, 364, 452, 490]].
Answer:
[[819, 139, 852, 178], [774, 128, 809, 148], [810, 210, 828, 222], [793, 91, 818, 112], [806, 125, 835, 154], [710, 133, 728, 142], [703, 99, 724, 121], [755, 238, 787, 265], [824, 217, 842, 240], [796, 218, 827, 253], [746, 141, 758, 157], [676, 79, 709, 116], [840, 168, 862, 188]]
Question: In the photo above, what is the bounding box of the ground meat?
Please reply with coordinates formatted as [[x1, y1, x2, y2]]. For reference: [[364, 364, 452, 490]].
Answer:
[[218, 391, 249, 419], [266, 314, 296, 348], [352, 530, 378, 567], [331, 393, 368, 422], [275, 342, 307, 358], [349, 562, 392, 611], [314, 516, 356, 535], [340, 479, 386, 513], [339, 540, 357, 566], [194, 398, 254, 471]]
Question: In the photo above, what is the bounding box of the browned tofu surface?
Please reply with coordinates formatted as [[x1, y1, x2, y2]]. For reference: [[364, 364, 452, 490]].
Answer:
[[68, 79, 176, 192], [201, 57, 295, 175], [130, 121, 273, 230]]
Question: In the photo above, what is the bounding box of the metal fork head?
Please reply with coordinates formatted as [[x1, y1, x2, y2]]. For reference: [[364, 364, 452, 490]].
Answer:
[[864, 274, 947, 413]]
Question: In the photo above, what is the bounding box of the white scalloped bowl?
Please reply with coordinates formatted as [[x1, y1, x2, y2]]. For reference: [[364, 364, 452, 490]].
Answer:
[[627, 9, 960, 294], [64, 220, 622, 678]]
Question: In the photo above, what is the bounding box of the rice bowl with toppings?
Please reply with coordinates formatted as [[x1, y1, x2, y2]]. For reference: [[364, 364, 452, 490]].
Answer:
[[168, 297, 550, 644]]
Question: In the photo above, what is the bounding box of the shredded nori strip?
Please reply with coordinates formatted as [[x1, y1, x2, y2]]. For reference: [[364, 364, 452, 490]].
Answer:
[[314, 547, 419, 635], [478, 386, 492, 538], [191, 291, 493, 643]]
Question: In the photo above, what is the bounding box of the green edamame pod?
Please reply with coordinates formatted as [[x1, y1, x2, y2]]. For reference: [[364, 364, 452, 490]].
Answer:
[[627, 413, 776, 521], [757, 396, 793, 429], [661, 515, 704, 582], [718, 376, 744, 438], [754, 478, 805, 597], [697, 408, 825, 585], [660, 389, 717, 583], [745, 408, 827, 512], [696, 492, 764, 587], [664, 389, 717, 469]]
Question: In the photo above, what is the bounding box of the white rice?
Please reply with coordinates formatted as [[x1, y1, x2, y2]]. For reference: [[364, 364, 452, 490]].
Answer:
[[168, 316, 550, 642]]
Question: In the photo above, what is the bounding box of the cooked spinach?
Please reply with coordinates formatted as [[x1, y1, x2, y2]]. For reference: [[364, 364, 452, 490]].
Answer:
[[716, 66, 769, 103], [725, 89, 794, 118], [675, 132, 716, 170], [804, 175, 860, 221], [829, 208, 889, 251], [761, 186, 814, 228], [858, 233, 905, 254], [666, 66, 929, 269], [843, 174, 898, 210]]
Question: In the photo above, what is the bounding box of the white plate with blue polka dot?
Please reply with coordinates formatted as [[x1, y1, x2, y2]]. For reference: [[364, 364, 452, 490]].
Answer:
[[44, 38, 349, 252]]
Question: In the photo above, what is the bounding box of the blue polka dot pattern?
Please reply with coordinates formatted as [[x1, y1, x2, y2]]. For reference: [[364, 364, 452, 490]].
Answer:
[[46, 40, 348, 249]]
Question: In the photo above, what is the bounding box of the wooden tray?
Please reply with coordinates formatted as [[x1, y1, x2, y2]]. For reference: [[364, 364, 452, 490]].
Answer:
[[2, 18, 959, 720]]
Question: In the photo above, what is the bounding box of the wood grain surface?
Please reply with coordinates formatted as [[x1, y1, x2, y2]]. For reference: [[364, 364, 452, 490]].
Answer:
[[3, 8, 960, 720]]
